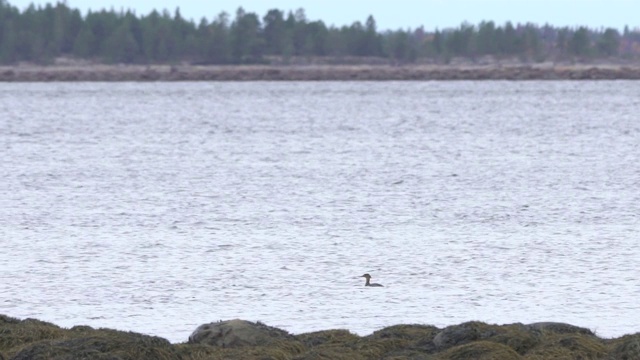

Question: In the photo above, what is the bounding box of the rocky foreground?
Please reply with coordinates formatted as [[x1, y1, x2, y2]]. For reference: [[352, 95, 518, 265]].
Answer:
[[1, 64, 640, 81], [1, 314, 639, 359]]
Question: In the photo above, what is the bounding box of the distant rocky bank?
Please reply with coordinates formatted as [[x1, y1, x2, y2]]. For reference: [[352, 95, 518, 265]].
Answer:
[[1, 64, 640, 82], [1, 314, 639, 359]]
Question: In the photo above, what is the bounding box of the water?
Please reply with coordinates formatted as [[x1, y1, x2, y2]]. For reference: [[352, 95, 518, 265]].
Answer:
[[1, 81, 639, 343]]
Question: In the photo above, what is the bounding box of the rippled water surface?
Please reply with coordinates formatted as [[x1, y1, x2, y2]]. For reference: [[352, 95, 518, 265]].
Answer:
[[1, 81, 639, 342]]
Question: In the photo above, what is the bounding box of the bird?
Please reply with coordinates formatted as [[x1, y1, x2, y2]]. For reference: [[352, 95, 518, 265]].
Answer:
[[361, 273, 383, 287]]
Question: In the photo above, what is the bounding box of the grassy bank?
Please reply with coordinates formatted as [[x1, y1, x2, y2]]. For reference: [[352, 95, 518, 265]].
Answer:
[[1, 64, 640, 82], [1, 314, 639, 359]]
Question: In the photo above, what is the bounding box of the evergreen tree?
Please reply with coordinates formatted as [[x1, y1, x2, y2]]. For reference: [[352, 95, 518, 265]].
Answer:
[[0, 19, 17, 62], [569, 27, 591, 57], [476, 21, 496, 55], [72, 23, 97, 58], [326, 27, 347, 57], [556, 27, 570, 59], [140, 10, 160, 61], [290, 8, 309, 55], [125, 11, 144, 56], [263, 9, 287, 55], [501, 22, 518, 55], [446, 22, 475, 57], [230, 8, 263, 63], [140, 9, 178, 62], [597, 28, 619, 56], [363, 15, 382, 56], [521, 24, 542, 61], [345, 21, 365, 56], [206, 12, 231, 63], [305, 20, 329, 56], [64, 9, 84, 53], [432, 29, 443, 55], [0, 2, 638, 65], [385, 30, 416, 62], [85, 10, 120, 59], [171, 7, 196, 56], [104, 19, 140, 63]]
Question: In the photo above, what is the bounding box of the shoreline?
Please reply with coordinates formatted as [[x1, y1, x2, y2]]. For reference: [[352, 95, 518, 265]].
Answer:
[[2, 64, 640, 81], [2, 314, 639, 359]]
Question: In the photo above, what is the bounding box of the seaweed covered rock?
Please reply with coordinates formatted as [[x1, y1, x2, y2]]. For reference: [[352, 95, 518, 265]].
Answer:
[[608, 333, 640, 360], [437, 340, 522, 360], [177, 341, 306, 360], [10, 328, 179, 360], [368, 324, 440, 342], [523, 333, 606, 359], [431, 321, 599, 356], [295, 329, 424, 360], [524, 322, 594, 336], [188, 319, 294, 348], [432, 321, 545, 356], [484, 323, 539, 355], [292, 346, 365, 360], [295, 329, 360, 347], [557, 334, 606, 356], [2, 314, 639, 360], [0, 316, 68, 355], [0, 315, 21, 325], [366, 324, 441, 356], [433, 321, 501, 350]]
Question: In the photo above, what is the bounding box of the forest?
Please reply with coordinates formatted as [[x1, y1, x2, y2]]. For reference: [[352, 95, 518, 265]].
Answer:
[[1, 0, 639, 65]]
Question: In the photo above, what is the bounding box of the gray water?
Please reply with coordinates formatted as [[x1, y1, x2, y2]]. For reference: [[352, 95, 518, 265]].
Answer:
[[1, 81, 639, 343]]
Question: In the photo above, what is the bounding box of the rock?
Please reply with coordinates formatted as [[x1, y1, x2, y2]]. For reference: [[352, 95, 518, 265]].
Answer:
[[2, 313, 639, 360], [368, 324, 440, 341], [433, 321, 499, 349], [188, 319, 293, 348], [9, 329, 178, 360], [295, 329, 359, 347], [524, 333, 607, 359], [609, 333, 640, 360], [525, 322, 594, 335], [437, 340, 522, 360]]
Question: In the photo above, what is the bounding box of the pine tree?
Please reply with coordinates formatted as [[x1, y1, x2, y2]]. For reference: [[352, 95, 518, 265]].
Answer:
[[230, 8, 264, 63], [569, 27, 591, 57], [263, 9, 287, 55], [73, 24, 97, 58], [104, 20, 140, 63], [597, 28, 619, 56]]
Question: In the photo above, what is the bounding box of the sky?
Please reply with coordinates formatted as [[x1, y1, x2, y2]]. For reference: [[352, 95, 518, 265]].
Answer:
[[7, 0, 639, 31]]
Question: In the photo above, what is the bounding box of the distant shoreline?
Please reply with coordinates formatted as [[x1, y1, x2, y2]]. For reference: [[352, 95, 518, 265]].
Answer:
[[2, 63, 640, 81]]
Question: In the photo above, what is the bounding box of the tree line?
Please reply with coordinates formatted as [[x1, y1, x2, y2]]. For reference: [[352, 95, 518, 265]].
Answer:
[[1, 0, 638, 65]]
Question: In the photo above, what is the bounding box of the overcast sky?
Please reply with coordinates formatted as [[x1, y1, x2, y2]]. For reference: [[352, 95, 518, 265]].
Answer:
[[8, 0, 639, 31]]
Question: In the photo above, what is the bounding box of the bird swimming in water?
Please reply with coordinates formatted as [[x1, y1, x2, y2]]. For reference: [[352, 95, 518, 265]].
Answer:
[[361, 273, 383, 287]]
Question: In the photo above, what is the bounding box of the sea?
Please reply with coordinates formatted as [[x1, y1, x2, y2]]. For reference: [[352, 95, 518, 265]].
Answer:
[[1, 81, 639, 343]]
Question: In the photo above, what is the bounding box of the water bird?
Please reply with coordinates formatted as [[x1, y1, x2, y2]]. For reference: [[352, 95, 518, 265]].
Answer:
[[361, 273, 383, 287]]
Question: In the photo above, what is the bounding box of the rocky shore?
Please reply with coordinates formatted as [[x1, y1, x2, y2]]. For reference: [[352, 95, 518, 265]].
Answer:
[[1, 314, 639, 359], [1, 64, 640, 81]]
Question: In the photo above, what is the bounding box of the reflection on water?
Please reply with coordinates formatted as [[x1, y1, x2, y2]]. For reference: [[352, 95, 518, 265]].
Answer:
[[1, 81, 639, 342]]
